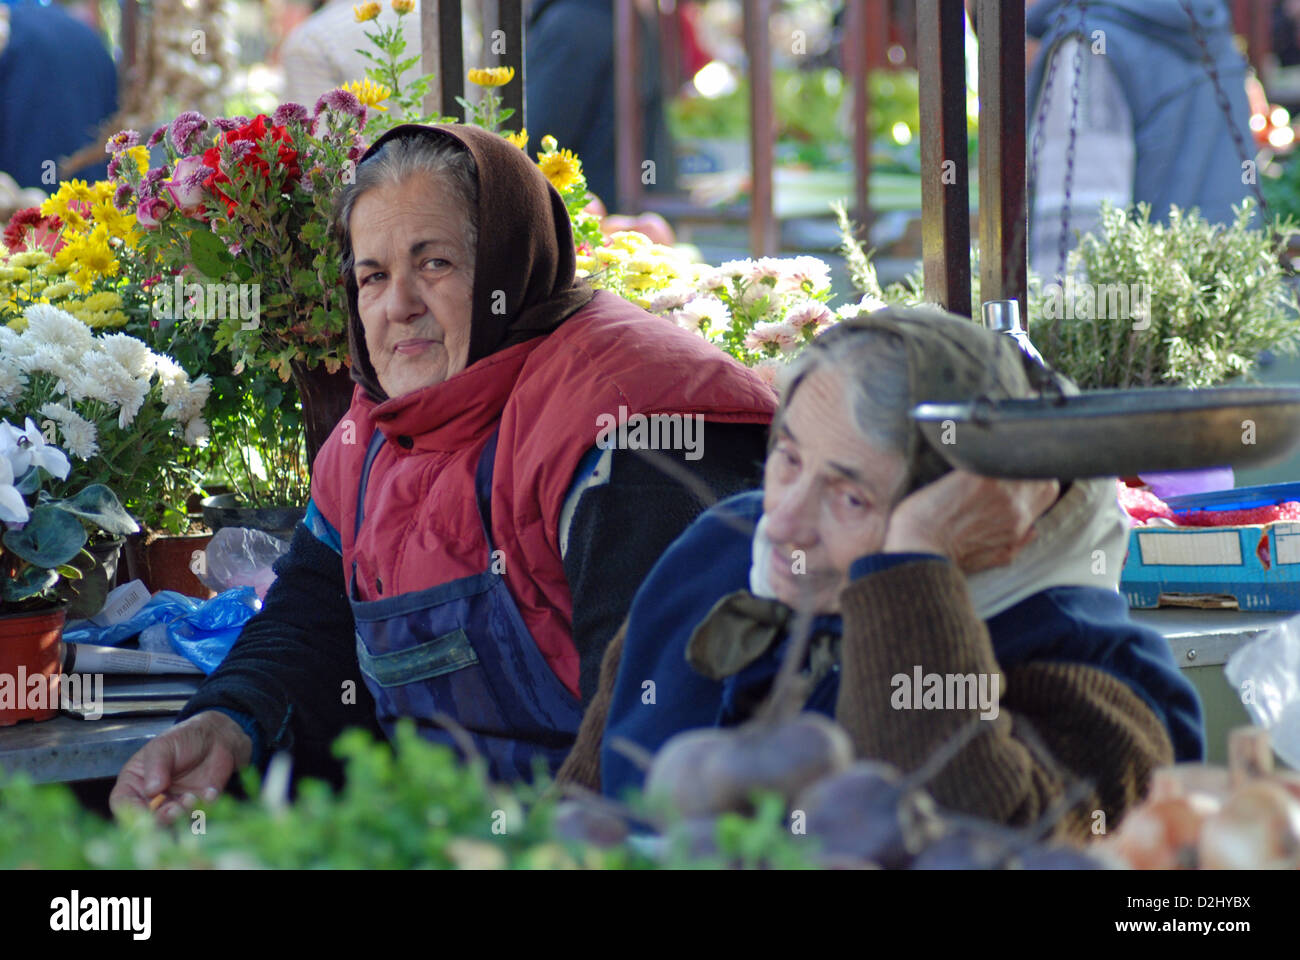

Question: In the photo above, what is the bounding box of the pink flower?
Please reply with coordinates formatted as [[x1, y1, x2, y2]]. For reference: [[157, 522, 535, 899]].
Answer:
[[744, 320, 799, 351], [784, 300, 834, 331], [135, 195, 172, 229], [163, 155, 210, 216]]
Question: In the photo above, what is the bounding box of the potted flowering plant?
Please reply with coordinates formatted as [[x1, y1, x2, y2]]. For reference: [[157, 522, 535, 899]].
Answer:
[[0, 417, 137, 723], [107, 97, 368, 467], [1, 166, 155, 332], [0, 304, 210, 535]]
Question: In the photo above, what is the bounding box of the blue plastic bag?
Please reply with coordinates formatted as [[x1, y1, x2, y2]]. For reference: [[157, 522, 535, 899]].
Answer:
[[62, 587, 260, 674]]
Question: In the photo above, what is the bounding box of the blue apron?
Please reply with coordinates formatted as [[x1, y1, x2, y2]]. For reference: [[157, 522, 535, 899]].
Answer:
[[348, 427, 585, 781]]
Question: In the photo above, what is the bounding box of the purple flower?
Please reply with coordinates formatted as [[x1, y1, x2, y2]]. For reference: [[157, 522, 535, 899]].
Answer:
[[211, 117, 240, 133], [347, 144, 365, 162], [147, 124, 168, 148], [113, 183, 134, 211], [228, 139, 257, 162], [313, 88, 366, 120], [272, 102, 310, 127], [136, 195, 171, 230], [169, 111, 209, 154], [106, 154, 122, 180], [139, 166, 169, 200], [105, 129, 140, 153]]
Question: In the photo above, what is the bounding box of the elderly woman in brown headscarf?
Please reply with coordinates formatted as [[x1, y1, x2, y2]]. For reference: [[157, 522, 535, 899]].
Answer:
[[111, 124, 775, 816]]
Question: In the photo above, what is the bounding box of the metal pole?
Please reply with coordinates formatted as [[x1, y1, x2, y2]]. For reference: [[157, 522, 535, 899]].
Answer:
[[917, 0, 972, 317]]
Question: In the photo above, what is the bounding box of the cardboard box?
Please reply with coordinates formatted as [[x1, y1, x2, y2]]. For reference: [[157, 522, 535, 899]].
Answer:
[[1122, 483, 1300, 611]]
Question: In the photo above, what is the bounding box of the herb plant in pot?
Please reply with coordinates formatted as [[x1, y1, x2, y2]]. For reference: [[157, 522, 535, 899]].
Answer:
[[0, 419, 137, 724]]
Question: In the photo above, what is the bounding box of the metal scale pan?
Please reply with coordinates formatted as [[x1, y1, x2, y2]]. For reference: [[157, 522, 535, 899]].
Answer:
[[912, 385, 1300, 480]]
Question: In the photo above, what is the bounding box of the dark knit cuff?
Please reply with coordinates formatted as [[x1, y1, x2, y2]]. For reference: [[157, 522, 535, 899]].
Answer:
[[849, 552, 946, 581]]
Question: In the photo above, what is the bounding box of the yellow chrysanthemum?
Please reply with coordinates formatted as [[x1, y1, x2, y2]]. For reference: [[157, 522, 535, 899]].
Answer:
[[504, 129, 529, 151], [467, 66, 515, 88], [540, 135, 559, 153], [82, 290, 124, 312], [60, 179, 96, 204], [40, 193, 85, 232], [7, 317, 27, 332], [7, 250, 50, 270], [126, 146, 150, 177], [42, 280, 77, 301], [593, 246, 626, 265], [623, 274, 662, 292], [353, 2, 381, 22], [537, 149, 581, 192], [392, 0, 415, 12], [345, 78, 392, 111], [90, 180, 115, 204], [575, 255, 597, 272]]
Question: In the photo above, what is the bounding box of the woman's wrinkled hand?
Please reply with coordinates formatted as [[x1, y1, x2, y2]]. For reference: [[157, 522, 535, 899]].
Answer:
[[108, 711, 253, 824], [882, 471, 1061, 574]]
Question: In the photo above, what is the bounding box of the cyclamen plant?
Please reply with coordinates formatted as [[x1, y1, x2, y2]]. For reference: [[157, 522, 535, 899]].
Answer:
[[0, 417, 137, 614], [0, 305, 209, 534]]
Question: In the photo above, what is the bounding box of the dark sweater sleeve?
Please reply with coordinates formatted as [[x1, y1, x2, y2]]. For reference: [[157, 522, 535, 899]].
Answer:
[[835, 557, 1175, 842], [562, 421, 768, 707], [177, 523, 382, 779]]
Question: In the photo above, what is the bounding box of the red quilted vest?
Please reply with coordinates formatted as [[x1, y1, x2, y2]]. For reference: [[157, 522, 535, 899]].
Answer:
[[311, 291, 777, 697]]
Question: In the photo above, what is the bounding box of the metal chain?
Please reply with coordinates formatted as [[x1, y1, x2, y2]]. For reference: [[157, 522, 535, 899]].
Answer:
[[1176, 0, 1293, 273], [1056, 0, 1090, 288]]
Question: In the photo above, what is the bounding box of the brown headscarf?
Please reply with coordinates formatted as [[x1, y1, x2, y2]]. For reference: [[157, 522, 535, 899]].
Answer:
[[339, 123, 596, 402]]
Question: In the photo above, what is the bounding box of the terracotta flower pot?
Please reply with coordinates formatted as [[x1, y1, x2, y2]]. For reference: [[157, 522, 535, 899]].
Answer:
[[0, 605, 66, 726], [124, 533, 217, 599]]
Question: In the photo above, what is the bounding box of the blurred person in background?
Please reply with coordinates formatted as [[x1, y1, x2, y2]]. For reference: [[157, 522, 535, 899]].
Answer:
[[0, 0, 116, 189], [1025, 0, 1253, 279], [525, 0, 677, 214]]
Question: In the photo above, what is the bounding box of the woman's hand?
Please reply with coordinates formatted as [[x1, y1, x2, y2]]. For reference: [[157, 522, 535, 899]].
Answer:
[[108, 711, 253, 824], [882, 471, 1060, 574]]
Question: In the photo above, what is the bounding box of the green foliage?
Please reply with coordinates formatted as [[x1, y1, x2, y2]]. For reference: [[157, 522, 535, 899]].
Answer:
[[0, 722, 819, 869], [1027, 200, 1300, 389], [835, 199, 1300, 390]]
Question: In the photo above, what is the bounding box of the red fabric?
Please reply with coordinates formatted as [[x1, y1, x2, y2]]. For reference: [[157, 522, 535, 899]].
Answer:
[[311, 291, 777, 698]]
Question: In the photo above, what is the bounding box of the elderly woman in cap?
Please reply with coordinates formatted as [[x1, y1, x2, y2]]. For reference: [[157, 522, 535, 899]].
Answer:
[[560, 307, 1204, 838], [110, 124, 775, 815]]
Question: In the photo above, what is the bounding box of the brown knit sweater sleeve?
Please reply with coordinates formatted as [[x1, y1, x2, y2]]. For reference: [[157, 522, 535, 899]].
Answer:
[[835, 558, 1174, 842], [556, 618, 628, 791]]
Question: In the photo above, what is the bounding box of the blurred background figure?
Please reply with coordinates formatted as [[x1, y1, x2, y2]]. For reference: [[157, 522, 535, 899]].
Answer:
[[0, 0, 117, 189], [1025, 0, 1253, 280], [281, 0, 477, 108], [525, 0, 676, 212]]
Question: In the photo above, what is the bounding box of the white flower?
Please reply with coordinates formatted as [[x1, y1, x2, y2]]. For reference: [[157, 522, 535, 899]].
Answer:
[[837, 293, 888, 320], [674, 296, 730, 333], [19, 342, 77, 382], [154, 355, 191, 408], [739, 280, 780, 310], [647, 284, 694, 315], [0, 445, 29, 525], [183, 416, 210, 446], [745, 320, 799, 351], [0, 325, 32, 362], [0, 417, 69, 480], [783, 255, 832, 293], [98, 333, 157, 380], [784, 300, 835, 331], [39, 403, 99, 460], [75, 353, 148, 428], [716, 258, 757, 278], [750, 257, 786, 285], [0, 358, 27, 404], [22, 304, 94, 355]]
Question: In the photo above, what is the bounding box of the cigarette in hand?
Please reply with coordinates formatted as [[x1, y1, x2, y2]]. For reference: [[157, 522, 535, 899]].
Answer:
[[148, 793, 167, 812]]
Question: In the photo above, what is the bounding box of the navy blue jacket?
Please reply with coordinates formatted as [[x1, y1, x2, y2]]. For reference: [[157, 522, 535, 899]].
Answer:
[[600, 491, 1206, 800]]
